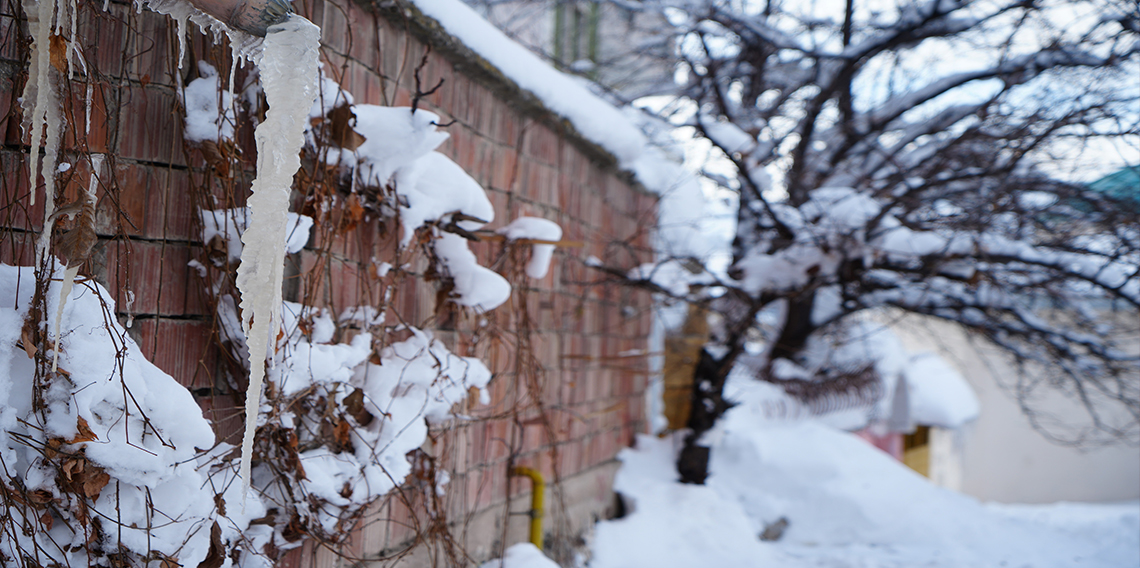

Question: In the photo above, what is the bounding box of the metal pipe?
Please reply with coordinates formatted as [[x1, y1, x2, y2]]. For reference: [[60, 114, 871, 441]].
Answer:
[[512, 466, 545, 551], [187, 0, 293, 37]]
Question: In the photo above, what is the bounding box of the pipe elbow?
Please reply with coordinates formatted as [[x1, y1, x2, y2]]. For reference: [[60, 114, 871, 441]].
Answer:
[[511, 467, 546, 550], [188, 0, 293, 37]]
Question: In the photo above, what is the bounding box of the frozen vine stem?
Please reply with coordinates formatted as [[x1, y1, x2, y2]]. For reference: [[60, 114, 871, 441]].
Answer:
[[235, 14, 320, 503]]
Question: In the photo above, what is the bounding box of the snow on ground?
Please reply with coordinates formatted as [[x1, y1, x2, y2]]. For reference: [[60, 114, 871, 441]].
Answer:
[[480, 543, 561, 568], [591, 408, 1140, 568]]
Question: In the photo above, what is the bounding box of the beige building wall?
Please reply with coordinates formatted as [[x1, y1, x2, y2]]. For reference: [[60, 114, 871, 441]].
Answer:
[[892, 314, 1140, 504]]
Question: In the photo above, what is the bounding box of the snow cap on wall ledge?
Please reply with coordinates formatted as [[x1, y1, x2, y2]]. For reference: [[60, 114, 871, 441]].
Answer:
[[395, 0, 713, 259]]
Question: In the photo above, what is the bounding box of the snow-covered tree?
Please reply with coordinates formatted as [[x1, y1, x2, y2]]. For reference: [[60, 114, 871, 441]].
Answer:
[[609, 0, 1139, 483]]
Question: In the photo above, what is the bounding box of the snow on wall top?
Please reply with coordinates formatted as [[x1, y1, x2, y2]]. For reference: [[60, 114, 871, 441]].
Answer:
[[404, 0, 712, 259], [408, 0, 645, 167]]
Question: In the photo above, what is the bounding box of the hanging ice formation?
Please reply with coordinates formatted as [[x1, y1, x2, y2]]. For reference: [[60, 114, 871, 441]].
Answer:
[[234, 15, 320, 499], [22, 0, 72, 240]]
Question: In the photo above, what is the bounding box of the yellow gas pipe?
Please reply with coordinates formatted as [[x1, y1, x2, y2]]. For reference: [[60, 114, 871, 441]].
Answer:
[[512, 467, 545, 551]]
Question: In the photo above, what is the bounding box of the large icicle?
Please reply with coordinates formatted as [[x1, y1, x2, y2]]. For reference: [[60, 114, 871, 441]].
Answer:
[[235, 14, 320, 500]]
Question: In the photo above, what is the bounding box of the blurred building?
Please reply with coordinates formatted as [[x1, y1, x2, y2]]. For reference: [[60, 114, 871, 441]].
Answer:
[[891, 314, 1140, 503], [460, 0, 676, 98]]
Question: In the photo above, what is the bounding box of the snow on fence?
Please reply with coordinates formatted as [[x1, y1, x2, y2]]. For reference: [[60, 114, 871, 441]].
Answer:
[[0, 0, 657, 564]]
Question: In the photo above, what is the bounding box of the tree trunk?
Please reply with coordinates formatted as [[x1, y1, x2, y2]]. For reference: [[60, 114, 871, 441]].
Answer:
[[676, 292, 817, 484], [677, 348, 736, 484], [768, 292, 816, 362]]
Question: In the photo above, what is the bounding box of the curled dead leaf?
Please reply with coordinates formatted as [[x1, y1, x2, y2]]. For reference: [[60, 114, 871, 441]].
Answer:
[[195, 521, 224, 568], [327, 104, 367, 151], [337, 193, 366, 234], [20, 317, 37, 359], [213, 492, 227, 517], [29, 489, 54, 505], [82, 466, 110, 500], [343, 388, 374, 427], [333, 418, 352, 452], [69, 416, 98, 444], [61, 457, 83, 482], [49, 34, 68, 73]]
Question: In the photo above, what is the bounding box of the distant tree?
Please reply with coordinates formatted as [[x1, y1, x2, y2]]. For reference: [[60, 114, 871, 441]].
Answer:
[[601, 0, 1139, 483]]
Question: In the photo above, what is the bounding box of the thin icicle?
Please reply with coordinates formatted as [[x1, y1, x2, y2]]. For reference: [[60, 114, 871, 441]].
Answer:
[[21, 0, 55, 209], [227, 39, 240, 118], [84, 82, 92, 135], [234, 14, 320, 503], [176, 14, 188, 68], [52, 0, 63, 34], [51, 265, 80, 372], [67, 0, 77, 71]]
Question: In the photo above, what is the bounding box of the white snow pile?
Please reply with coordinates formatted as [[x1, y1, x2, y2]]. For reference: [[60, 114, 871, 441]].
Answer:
[[304, 78, 514, 311], [434, 232, 513, 310], [480, 543, 560, 568], [496, 216, 563, 279], [394, 151, 496, 243], [0, 263, 267, 567], [902, 352, 980, 428], [592, 418, 1140, 568], [249, 308, 493, 539], [193, 168, 495, 549], [182, 61, 236, 143]]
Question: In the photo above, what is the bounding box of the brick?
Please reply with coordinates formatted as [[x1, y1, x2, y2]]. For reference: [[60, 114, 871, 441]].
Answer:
[[196, 393, 245, 446], [100, 238, 208, 317], [0, 15, 19, 63], [114, 86, 185, 166], [320, 0, 350, 54], [124, 9, 177, 87], [347, 7, 380, 71], [80, 5, 130, 78]]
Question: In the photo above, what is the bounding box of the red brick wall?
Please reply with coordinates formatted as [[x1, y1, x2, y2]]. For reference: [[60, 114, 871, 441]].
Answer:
[[0, 0, 657, 563]]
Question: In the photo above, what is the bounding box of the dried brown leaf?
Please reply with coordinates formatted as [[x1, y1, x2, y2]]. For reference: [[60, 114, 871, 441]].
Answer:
[[200, 140, 230, 177], [337, 193, 365, 234], [29, 489, 54, 505], [196, 522, 225, 568], [343, 388, 374, 426], [61, 457, 83, 482], [205, 235, 229, 266], [20, 318, 37, 359], [333, 418, 352, 451], [58, 218, 97, 267], [38, 511, 53, 530], [281, 514, 304, 543], [69, 416, 98, 444], [328, 104, 367, 151], [49, 34, 68, 73], [82, 466, 110, 500], [44, 438, 62, 460], [213, 492, 227, 517]]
